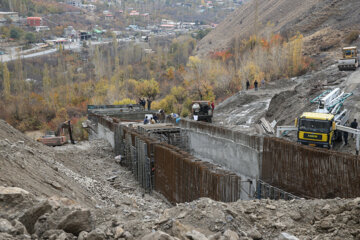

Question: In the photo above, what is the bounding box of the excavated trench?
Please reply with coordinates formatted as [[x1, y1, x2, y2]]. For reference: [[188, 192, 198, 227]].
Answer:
[[87, 109, 360, 204]]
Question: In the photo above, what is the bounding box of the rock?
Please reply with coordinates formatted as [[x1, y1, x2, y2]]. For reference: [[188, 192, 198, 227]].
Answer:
[[123, 231, 133, 240], [41, 229, 73, 240], [19, 200, 52, 234], [141, 231, 175, 240], [208, 232, 222, 240], [265, 205, 276, 210], [0, 218, 16, 234], [289, 211, 302, 221], [223, 229, 239, 240], [278, 232, 299, 240], [171, 220, 193, 238], [50, 181, 62, 190], [87, 228, 106, 240], [320, 218, 333, 230], [77, 231, 88, 240], [114, 226, 124, 239], [55, 208, 92, 235], [0, 232, 16, 239], [185, 230, 208, 240], [12, 220, 28, 235], [0, 187, 35, 219], [34, 213, 51, 237], [247, 229, 262, 240]]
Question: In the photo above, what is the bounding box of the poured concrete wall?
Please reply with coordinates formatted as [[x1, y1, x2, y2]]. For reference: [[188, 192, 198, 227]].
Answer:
[[97, 123, 115, 148], [177, 120, 263, 198]]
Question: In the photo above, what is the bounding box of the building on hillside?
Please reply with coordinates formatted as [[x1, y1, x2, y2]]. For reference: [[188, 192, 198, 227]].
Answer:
[[82, 4, 96, 11], [104, 14, 114, 21], [66, 0, 82, 7], [27, 17, 43, 27], [35, 26, 50, 32], [64, 26, 77, 37], [0, 12, 19, 26], [129, 10, 139, 16]]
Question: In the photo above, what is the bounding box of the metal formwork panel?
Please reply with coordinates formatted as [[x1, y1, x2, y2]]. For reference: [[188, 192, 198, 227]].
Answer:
[[262, 137, 360, 198]]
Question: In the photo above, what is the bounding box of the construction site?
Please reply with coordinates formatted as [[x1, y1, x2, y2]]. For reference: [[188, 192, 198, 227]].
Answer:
[[2, 0, 360, 239], [1, 67, 360, 239]]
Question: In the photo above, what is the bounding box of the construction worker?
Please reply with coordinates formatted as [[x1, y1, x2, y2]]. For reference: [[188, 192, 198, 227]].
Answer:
[[254, 80, 258, 91], [147, 99, 152, 110], [343, 131, 349, 145], [351, 119, 358, 139], [261, 79, 265, 89], [144, 116, 149, 124], [246, 80, 250, 90]]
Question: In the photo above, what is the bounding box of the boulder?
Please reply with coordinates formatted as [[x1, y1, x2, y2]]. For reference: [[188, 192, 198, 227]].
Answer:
[[33, 206, 92, 237], [247, 229, 262, 240], [86, 228, 106, 240], [141, 231, 175, 240], [19, 200, 52, 234], [11, 220, 28, 235], [0, 232, 17, 240], [114, 226, 124, 239], [77, 231, 88, 240], [41, 229, 74, 240], [223, 229, 239, 240], [0, 187, 36, 220], [278, 232, 299, 240], [0, 218, 16, 234], [185, 230, 208, 240], [55, 208, 92, 235]]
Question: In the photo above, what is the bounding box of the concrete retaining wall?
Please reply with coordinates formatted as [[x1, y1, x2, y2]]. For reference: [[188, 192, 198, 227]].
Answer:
[[175, 119, 262, 198]]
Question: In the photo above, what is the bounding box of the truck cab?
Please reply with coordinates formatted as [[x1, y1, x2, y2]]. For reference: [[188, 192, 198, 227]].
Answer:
[[191, 101, 213, 123], [296, 112, 336, 149]]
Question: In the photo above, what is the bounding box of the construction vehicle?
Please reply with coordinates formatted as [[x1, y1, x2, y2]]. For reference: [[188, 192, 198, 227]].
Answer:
[[338, 46, 359, 71], [295, 88, 352, 148], [191, 101, 213, 123], [38, 121, 75, 146]]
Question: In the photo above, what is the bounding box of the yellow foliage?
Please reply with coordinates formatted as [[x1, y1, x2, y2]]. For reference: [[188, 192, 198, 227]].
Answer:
[[170, 86, 187, 103], [135, 79, 160, 100], [242, 62, 264, 85], [113, 98, 136, 105]]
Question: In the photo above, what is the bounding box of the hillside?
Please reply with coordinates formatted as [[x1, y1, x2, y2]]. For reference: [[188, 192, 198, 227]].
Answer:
[[197, 0, 360, 56]]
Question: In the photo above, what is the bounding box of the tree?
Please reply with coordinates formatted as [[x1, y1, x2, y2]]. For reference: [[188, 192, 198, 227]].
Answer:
[[3, 63, 10, 100], [42, 63, 51, 93], [135, 79, 159, 100], [10, 28, 22, 39], [25, 32, 36, 43]]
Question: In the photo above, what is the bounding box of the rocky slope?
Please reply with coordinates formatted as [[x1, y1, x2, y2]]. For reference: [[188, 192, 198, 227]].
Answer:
[[197, 0, 360, 56], [1, 115, 360, 240]]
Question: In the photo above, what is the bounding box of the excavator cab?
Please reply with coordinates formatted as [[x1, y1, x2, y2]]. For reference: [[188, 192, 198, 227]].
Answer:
[[343, 47, 357, 59], [338, 46, 359, 71]]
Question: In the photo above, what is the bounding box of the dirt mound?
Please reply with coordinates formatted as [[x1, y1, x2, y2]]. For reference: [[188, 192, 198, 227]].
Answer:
[[197, 0, 360, 56], [0, 119, 92, 205]]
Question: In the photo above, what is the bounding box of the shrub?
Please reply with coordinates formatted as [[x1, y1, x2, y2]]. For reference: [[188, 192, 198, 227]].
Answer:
[[345, 31, 359, 44]]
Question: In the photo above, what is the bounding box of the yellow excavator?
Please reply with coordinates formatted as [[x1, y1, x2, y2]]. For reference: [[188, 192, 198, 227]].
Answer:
[[338, 46, 359, 71]]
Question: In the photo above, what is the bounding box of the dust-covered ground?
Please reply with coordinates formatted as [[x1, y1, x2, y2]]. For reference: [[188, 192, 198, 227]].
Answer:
[[2, 119, 360, 239]]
